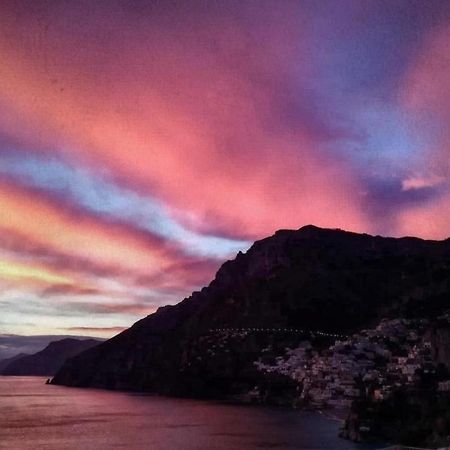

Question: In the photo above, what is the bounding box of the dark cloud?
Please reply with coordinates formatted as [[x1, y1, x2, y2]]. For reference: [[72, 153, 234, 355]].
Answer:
[[41, 284, 101, 297]]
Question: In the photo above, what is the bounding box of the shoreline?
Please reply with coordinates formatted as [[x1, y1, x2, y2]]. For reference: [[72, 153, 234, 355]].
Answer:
[[317, 408, 347, 424]]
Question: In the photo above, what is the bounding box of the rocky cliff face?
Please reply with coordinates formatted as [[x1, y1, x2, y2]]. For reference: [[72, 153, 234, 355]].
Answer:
[[430, 324, 450, 367], [2, 338, 101, 376], [341, 381, 450, 447], [52, 225, 450, 397]]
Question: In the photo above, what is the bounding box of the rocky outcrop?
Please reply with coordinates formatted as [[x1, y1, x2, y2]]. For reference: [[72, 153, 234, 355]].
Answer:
[[2, 338, 101, 376], [53, 225, 450, 398], [430, 323, 450, 367]]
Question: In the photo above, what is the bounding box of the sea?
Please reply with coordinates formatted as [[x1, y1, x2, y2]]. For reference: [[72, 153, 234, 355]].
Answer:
[[0, 377, 380, 450]]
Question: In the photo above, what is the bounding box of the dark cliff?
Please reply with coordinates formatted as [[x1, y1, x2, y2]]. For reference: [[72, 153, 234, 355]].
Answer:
[[52, 225, 450, 396], [2, 338, 101, 376]]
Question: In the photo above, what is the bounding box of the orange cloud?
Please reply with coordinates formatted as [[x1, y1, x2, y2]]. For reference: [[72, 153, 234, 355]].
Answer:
[[0, 181, 224, 317], [0, 257, 72, 286], [0, 181, 172, 275], [64, 326, 127, 337]]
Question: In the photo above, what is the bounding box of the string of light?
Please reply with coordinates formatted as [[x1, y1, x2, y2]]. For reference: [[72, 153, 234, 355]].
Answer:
[[207, 328, 348, 339]]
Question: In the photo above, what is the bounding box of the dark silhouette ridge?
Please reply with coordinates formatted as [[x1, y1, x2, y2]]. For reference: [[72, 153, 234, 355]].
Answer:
[[52, 225, 450, 397]]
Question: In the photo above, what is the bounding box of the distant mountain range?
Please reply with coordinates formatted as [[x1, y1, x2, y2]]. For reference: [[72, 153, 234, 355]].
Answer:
[[0, 334, 104, 360], [1, 338, 102, 376]]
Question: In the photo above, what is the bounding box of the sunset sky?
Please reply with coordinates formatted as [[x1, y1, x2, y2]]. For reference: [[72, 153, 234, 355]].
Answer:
[[1, 0, 450, 337]]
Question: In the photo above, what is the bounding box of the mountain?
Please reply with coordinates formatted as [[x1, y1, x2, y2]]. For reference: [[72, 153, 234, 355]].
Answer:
[[52, 225, 450, 398], [2, 338, 101, 376], [0, 353, 29, 372], [0, 334, 105, 360]]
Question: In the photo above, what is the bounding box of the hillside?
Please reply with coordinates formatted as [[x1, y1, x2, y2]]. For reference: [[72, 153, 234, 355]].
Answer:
[[2, 338, 101, 376], [0, 353, 29, 372], [52, 225, 450, 399]]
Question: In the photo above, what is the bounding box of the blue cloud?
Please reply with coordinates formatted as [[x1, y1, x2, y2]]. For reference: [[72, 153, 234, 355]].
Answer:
[[0, 150, 250, 257]]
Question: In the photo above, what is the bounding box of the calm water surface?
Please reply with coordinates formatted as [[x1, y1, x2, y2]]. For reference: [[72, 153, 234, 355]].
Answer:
[[0, 377, 378, 450]]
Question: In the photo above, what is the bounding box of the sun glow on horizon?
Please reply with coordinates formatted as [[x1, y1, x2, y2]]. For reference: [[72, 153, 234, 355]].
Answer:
[[0, 259, 72, 285]]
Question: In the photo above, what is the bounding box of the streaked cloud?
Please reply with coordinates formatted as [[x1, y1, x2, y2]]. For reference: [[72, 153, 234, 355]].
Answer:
[[64, 327, 127, 337], [0, 1, 449, 336], [0, 259, 72, 285]]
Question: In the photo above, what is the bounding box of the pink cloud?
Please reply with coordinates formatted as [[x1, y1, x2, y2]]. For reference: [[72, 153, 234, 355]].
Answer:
[[401, 175, 445, 191], [397, 193, 450, 240], [0, 1, 368, 241], [397, 24, 450, 239], [401, 24, 450, 173]]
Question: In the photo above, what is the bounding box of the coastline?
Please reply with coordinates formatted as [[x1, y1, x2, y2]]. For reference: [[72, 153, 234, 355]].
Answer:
[[317, 408, 347, 424]]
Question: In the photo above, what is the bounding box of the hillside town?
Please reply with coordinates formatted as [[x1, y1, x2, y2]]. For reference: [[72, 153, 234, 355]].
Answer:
[[254, 316, 449, 409]]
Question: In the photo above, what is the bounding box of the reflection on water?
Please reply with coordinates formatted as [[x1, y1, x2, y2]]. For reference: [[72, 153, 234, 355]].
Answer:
[[0, 377, 377, 450]]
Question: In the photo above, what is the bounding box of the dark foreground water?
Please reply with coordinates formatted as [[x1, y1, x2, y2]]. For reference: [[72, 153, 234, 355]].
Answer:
[[0, 377, 378, 450]]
